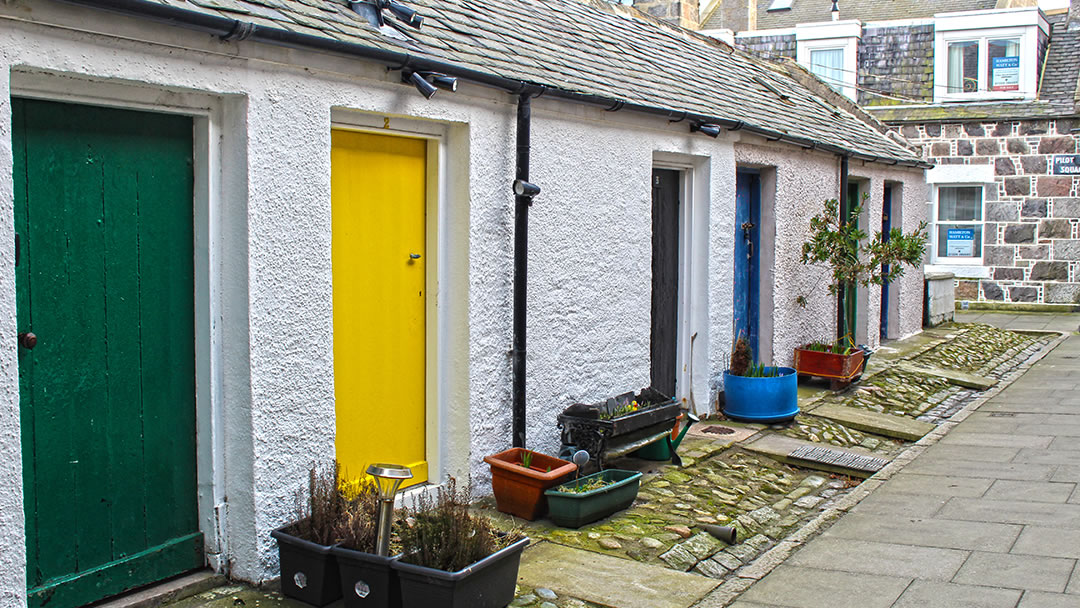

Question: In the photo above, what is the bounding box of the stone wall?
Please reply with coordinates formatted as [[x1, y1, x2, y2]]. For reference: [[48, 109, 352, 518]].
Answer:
[[897, 118, 1080, 306], [633, 0, 700, 29]]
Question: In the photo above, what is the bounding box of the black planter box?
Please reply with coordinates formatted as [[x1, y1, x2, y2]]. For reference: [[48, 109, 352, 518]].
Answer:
[[558, 387, 679, 466], [391, 537, 529, 608], [331, 547, 401, 608], [271, 526, 342, 607]]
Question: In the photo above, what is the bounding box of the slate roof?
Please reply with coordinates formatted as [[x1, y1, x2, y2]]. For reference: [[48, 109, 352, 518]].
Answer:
[[76, 0, 924, 165], [869, 11, 1080, 123], [704, 0, 998, 31]]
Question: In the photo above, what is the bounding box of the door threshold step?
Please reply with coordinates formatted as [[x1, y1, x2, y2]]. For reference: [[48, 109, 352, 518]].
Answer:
[[91, 570, 225, 608], [742, 434, 890, 478]]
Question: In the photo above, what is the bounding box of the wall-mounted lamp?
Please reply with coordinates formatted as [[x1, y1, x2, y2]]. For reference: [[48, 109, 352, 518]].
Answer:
[[513, 179, 541, 198], [366, 463, 412, 556], [690, 123, 722, 138], [402, 71, 458, 99], [831, 0, 839, 20], [349, 0, 423, 29]]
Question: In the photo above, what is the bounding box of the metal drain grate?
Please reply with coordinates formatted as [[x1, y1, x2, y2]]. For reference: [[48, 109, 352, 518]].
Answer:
[[788, 446, 888, 473], [702, 425, 736, 435]]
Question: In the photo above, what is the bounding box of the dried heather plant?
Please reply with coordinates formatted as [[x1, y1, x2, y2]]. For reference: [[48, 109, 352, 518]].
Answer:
[[332, 475, 380, 552], [398, 478, 516, 572], [729, 335, 752, 377], [289, 460, 348, 546]]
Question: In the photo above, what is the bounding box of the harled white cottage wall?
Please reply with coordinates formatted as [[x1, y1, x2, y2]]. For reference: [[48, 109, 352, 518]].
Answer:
[[0, 1, 925, 603]]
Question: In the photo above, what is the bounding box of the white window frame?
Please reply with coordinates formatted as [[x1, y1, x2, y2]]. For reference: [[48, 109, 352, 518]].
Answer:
[[925, 164, 995, 276], [932, 185, 985, 266], [933, 8, 1048, 103], [795, 20, 861, 101]]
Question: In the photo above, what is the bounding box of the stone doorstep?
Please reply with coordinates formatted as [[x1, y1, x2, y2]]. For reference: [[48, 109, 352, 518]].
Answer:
[[741, 434, 889, 479], [516, 541, 718, 608], [896, 361, 997, 391], [97, 571, 227, 608], [809, 404, 936, 442]]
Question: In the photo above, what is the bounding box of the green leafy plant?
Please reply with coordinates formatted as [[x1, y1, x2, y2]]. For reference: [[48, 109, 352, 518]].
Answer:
[[520, 450, 534, 469], [802, 335, 855, 355], [399, 478, 523, 572], [554, 476, 613, 494], [798, 195, 927, 340]]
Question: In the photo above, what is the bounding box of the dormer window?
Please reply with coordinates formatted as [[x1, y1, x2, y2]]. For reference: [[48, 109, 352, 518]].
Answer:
[[795, 20, 861, 101], [934, 8, 1048, 102]]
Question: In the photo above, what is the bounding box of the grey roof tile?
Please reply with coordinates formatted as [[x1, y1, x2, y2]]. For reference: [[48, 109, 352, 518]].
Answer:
[[117, 0, 923, 163]]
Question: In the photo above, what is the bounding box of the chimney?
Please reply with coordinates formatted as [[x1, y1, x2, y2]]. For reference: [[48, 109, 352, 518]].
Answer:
[[633, 0, 700, 29], [1070, 0, 1080, 32]]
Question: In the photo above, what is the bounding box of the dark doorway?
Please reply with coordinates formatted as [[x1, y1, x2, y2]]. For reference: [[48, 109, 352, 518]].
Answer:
[[880, 185, 893, 340], [651, 168, 680, 398]]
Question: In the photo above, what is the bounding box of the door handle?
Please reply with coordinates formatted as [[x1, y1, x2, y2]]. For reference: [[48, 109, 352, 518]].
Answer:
[[18, 332, 37, 350], [409, 253, 421, 260]]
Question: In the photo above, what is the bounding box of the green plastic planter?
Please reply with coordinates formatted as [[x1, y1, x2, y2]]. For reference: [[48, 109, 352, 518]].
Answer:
[[544, 469, 643, 528]]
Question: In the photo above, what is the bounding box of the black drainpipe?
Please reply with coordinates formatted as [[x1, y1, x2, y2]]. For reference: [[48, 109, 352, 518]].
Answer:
[[512, 91, 533, 449], [837, 155, 850, 340]]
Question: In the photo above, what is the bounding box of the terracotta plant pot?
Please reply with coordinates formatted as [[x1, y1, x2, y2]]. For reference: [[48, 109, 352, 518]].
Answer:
[[483, 448, 576, 520], [794, 346, 865, 383]]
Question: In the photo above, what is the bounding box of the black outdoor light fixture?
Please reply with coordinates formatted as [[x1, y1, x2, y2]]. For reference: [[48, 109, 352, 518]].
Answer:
[[513, 179, 541, 198], [402, 70, 458, 99], [349, 0, 424, 29], [690, 123, 722, 138]]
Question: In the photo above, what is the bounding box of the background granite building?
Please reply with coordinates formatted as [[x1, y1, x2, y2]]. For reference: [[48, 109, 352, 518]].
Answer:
[[699, 0, 1080, 308]]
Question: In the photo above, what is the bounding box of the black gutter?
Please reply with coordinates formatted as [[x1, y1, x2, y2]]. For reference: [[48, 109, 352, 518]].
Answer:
[[55, 0, 931, 168], [511, 91, 533, 449]]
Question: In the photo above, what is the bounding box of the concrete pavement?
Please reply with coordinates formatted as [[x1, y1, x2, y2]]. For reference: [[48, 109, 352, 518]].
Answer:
[[725, 312, 1080, 608]]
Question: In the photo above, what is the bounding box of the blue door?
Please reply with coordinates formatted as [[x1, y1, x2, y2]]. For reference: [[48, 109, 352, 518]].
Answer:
[[880, 187, 892, 339], [734, 172, 760, 355]]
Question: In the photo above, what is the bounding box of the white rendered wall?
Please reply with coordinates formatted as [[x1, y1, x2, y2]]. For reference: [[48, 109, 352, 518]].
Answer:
[[0, 1, 923, 601]]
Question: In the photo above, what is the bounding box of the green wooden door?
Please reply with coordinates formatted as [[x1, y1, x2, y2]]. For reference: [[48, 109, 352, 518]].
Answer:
[[13, 98, 202, 608]]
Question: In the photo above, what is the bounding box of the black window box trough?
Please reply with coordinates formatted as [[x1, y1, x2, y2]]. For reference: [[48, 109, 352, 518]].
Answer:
[[558, 388, 680, 468]]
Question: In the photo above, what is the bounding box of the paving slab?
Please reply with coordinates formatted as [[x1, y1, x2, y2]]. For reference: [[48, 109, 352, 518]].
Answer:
[[901, 459, 1057, 481], [784, 538, 968, 581], [982, 400, 1080, 415], [1018, 591, 1080, 607], [1051, 465, 1080, 483], [892, 581, 1022, 608], [984, 480, 1076, 503], [1013, 449, 1080, 465], [1068, 569, 1080, 594], [1012, 526, 1080, 559], [516, 541, 717, 608], [850, 491, 950, 518], [823, 512, 1021, 552], [809, 404, 935, 441], [873, 473, 994, 498], [1048, 437, 1080, 450], [742, 434, 888, 478], [952, 552, 1076, 593], [921, 444, 1021, 463], [939, 432, 1054, 449], [939, 497, 1080, 528], [897, 362, 997, 390], [737, 565, 910, 608]]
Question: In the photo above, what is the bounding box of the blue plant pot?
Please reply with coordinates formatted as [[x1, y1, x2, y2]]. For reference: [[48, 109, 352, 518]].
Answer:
[[722, 367, 799, 423]]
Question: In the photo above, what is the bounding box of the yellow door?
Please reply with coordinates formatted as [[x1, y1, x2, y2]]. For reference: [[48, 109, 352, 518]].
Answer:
[[332, 129, 428, 488]]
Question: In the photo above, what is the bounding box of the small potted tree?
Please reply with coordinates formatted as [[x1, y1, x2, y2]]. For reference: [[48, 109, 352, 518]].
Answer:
[[271, 462, 349, 607], [391, 480, 528, 608], [483, 448, 576, 520], [722, 335, 798, 423], [796, 195, 926, 388]]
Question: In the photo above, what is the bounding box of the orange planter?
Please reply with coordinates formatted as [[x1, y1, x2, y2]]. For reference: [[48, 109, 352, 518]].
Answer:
[[794, 347, 865, 381], [484, 448, 577, 520]]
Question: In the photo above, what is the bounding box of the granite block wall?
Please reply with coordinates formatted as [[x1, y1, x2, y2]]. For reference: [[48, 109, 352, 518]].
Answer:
[[898, 118, 1080, 306]]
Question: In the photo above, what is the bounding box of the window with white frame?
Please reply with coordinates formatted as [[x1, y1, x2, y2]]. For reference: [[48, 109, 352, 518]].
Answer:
[[934, 8, 1047, 102], [809, 48, 845, 94], [795, 21, 861, 101], [934, 186, 984, 264]]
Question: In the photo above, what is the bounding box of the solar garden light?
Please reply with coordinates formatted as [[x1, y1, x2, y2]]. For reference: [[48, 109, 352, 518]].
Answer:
[[366, 463, 413, 556]]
